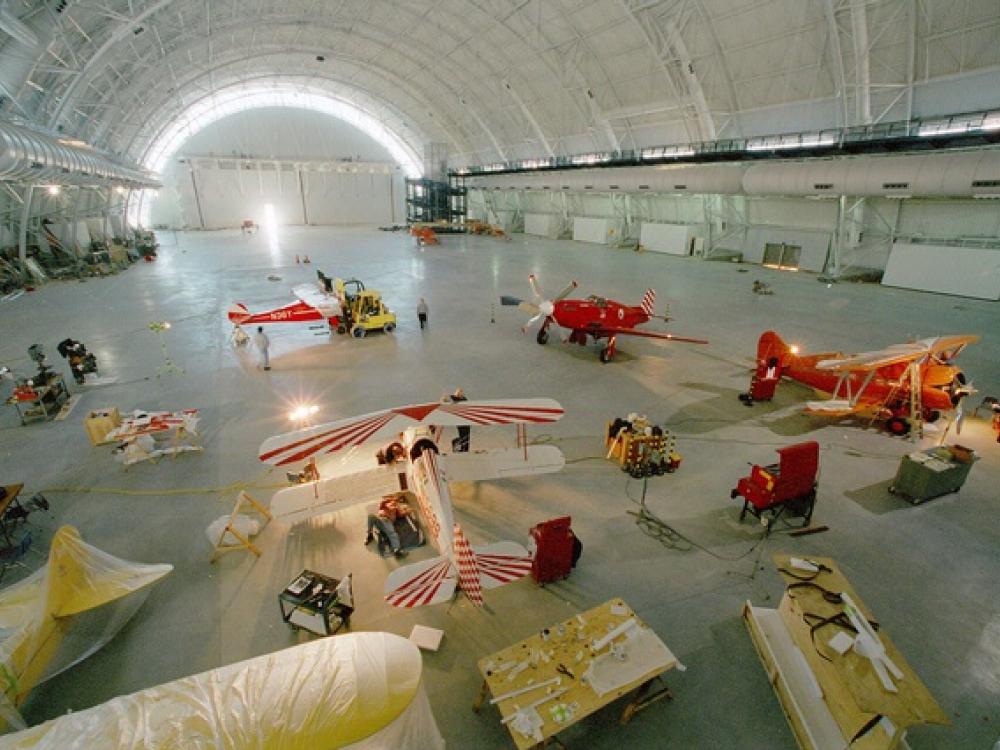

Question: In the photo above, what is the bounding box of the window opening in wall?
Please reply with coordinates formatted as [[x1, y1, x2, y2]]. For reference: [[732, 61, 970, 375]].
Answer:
[[762, 242, 801, 271]]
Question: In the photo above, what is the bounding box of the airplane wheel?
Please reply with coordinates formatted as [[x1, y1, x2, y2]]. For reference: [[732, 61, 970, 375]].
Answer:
[[923, 409, 941, 423], [383, 322, 395, 333], [336, 325, 347, 335], [599, 347, 612, 363], [536, 328, 549, 345], [886, 416, 910, 436], [351, 325, 366, 338]]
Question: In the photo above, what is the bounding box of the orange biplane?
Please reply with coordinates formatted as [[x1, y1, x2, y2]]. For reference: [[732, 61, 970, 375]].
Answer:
[[744, 331, 979, 435]]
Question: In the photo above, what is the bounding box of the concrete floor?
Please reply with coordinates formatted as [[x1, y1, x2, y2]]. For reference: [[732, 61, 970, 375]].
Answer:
[[1, 225, 998, 748]]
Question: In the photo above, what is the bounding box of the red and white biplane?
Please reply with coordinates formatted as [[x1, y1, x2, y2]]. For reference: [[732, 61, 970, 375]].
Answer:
[[227, 283, 342, 331], [502, 275, 707, 362], [258, 398, 565, 608]]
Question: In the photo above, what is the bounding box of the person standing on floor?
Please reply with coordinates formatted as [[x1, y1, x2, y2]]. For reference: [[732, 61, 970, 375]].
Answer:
[[253, 326, 271, 370], [449, 387, 470, 452], [417, 298, 429, 330]]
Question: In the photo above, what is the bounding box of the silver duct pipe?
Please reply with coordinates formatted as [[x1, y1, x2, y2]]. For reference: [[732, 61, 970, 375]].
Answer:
[[468, 151, 1000, 199], [0, 119, 160, 188]]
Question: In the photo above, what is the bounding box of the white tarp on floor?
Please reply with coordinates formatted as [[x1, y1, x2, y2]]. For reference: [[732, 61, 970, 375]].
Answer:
[[0, 632, 444, 750], [0, 526, 172, 732]]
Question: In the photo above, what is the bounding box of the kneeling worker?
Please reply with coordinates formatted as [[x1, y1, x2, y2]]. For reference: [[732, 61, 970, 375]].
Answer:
[[365, 496, 414, 557]]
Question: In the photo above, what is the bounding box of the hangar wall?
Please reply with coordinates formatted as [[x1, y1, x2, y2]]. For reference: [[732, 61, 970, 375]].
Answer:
[[149, 108, 407, 229], [467, 152, 1000, 276]]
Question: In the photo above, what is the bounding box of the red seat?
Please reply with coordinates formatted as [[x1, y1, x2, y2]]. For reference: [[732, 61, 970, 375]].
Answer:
[[732, 441, 819, 528], [529, 516, 580, 584]]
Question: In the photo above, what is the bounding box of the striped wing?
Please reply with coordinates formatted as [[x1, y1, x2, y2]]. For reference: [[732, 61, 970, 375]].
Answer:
[[473, 540, 533, 590], [384, 556, 457, 608], [259, 398, 563, 466]]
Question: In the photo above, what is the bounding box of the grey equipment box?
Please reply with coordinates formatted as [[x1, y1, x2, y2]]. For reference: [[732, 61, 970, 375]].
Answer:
[[889, 445, 977, 504]]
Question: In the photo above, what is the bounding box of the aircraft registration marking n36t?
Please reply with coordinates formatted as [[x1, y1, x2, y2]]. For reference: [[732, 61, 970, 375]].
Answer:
[[227, 283, 342, 331], [502, 275, 707, 362], [258, 398, 566, 608], [754, 330, 979, 435]]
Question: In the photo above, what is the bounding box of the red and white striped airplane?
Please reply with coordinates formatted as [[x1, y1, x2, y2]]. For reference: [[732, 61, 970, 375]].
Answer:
[[258, 398, 565, 608], [227, 284, 342, 331]]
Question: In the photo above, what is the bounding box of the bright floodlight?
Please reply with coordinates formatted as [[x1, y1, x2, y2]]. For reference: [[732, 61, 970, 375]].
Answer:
[[289, 404, 320, 421], [46, 185, 61, 196], [790, 345, 800, 355]]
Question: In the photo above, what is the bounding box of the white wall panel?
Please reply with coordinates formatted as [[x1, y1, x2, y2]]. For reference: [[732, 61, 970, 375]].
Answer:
[[573, 217, 613, 244], [194, 166, 303, 229], [640, 223, 693, 255], [303, 171, 397, 225], [882, 242, 1000, 300], [523, 213, 560, 238]]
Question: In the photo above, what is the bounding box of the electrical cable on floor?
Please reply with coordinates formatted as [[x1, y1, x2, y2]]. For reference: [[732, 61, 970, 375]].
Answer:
[[624, 476, 799, 562], [41, 479, 287, 497]]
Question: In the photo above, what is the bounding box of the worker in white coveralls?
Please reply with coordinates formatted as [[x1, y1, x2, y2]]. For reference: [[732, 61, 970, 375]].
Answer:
[[253, 326, 271, 371]]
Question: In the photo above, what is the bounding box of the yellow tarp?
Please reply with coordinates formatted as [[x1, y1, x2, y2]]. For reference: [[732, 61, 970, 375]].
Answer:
[[0, 526, 172, 730], [0, 632, 443, 750]]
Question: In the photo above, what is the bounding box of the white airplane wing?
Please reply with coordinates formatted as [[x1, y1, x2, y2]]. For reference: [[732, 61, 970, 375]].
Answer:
[[384, 556, 457, 608], [816, 335, 979, 372], [269, 466, 407, 524], [292, 283, 342, 317], [439, 445, 565, 483], [259, 398, 564, 466]]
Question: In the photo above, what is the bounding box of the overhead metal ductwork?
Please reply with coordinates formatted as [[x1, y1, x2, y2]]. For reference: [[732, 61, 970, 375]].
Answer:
[[0, 119, 160, 188], [468, 164, 746, 195], [469, 151, 1000, 199], [742, 150, 1000, 198]]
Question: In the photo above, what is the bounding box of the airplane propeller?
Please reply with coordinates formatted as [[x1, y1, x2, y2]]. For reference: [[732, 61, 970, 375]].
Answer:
[[519, 275, 577, 333]]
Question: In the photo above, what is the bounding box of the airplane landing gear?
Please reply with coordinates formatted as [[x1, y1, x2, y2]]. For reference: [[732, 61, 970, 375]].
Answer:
[[886, 416, 911, 436], [536, 326, 549, 345], [600, 337, 617, 363]]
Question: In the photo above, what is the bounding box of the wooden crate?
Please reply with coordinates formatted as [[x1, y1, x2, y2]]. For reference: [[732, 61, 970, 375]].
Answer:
[[85, 407, 121, 446]]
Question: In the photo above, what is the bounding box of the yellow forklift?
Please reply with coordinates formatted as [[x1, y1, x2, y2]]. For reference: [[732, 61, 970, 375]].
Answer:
[[335, 278, 397, 337]]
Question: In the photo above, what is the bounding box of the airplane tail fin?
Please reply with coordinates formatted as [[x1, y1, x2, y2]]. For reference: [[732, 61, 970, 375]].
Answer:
[[758, 330, 796, 366], [384, 555, 457, 608], [227, 302, 250, 324], [381, 532, 532, 609], [641, 289, 656, 318]]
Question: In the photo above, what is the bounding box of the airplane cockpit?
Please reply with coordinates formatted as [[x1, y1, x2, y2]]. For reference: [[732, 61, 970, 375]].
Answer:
[[586, 295, 608, 308]]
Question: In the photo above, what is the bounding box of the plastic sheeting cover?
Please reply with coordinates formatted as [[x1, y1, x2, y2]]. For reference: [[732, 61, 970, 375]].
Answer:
[[0, 526, 172, 729], [0, 632, 444, 750]]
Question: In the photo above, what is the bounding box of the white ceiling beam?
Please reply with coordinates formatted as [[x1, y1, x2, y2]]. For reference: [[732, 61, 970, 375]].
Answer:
[[617, 0, 714, 142], [502, 79, 554, 157], [822, 0, 849, 128], [849, 0, 871, 125]]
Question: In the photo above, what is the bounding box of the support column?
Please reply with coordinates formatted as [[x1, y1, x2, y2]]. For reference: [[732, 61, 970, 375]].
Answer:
[[17, 186, 33, 264]]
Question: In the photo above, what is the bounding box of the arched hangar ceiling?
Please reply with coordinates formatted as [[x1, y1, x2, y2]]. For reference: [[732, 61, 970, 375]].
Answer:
[[3, 0, 999, 170]]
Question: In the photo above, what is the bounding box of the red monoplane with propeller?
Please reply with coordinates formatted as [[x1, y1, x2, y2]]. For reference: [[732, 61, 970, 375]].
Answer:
[[502, 275, 707, 362]]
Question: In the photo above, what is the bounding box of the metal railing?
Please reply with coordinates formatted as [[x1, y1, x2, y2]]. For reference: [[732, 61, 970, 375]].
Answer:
[[453, 109, 1000, 177]]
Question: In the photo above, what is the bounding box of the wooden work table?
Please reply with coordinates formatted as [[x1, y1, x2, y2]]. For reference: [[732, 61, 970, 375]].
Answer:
[[474, 598, 678, 749], [743, 554, 948, 750]]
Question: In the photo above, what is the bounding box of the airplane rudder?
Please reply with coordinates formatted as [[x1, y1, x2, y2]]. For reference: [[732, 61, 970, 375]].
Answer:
[[757, 330, 790, 362]]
